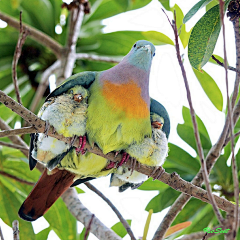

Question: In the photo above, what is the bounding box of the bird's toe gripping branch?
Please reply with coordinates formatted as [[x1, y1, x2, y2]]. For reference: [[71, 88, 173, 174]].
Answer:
[[150, 166, 165, 180], [118, 152, 130, 167], [76, 135, 87, 155]]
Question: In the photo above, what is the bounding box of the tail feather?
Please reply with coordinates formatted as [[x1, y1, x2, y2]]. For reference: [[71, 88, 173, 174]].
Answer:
[[18, 168, 75, 221]]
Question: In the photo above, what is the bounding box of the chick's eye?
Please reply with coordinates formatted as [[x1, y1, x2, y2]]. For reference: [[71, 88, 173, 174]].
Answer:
[[133, 43, 137, 48], [153, 52, 155, 57]]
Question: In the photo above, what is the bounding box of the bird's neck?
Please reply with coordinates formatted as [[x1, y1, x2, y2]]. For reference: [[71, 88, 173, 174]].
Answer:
[[99, 61, 150, 105]]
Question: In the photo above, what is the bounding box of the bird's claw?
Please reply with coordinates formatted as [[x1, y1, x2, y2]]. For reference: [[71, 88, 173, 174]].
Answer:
[[70, 135, 78, 147], [150, 166, 165, 181], [118, 152, 130, 167], [129, 158, 137, 175], [76, 136, 87, 155], [106, 161, 117, 169]]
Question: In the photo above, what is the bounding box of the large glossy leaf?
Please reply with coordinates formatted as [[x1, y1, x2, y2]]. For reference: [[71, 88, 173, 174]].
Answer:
[[78, 30, 173, 56], [0, 182, 35, 240], [44, 197, 78, 240], [183, 0, 212, 23], [177, 107, 212, 156], [164, 143, 200, 174], [111, 220, 132, 238], [188, 4, 221, 70], [36, 227, 51, 240], [145, 187, 180, 213], [193, 68, 223, 111], [84, 0, 152, 24]]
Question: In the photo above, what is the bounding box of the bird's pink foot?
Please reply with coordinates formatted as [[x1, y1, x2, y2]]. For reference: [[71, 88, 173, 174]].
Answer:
[[118, 152, 130, 167], [76, 136, 87, 155], [129, 158, 137, 175], [106, 161, 117, 169]]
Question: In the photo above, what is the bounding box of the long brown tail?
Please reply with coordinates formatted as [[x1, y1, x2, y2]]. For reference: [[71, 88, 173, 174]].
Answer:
[[18, 168, 75, 221]]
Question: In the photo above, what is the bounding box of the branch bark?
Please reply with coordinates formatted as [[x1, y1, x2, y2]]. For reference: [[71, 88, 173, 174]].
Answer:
[[62, 188, 121, 240], [84, 182, 136, 240], [0, 90, 237, 214]]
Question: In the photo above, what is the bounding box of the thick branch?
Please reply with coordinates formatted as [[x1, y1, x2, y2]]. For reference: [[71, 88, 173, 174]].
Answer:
[[0, 90, 236, 214], [0, 126, 36, 138], [84, 182, 136, 240], [0, 11, 63, 58], [62, 188, 121, 240]]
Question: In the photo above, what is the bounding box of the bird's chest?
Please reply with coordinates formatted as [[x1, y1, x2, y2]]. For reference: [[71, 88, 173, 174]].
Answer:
[[101, 80, 149, 119]]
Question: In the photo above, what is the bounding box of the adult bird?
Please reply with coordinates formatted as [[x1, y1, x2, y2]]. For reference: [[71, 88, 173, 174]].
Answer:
[[110, 99, 170, 192], [18, 40, 156, 221]]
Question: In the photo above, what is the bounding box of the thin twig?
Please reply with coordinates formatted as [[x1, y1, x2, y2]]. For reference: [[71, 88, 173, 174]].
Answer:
[[62, 188, 121, 240], [84, 182, 137, 240], [171, 9, 224, 224], [219, 0, 239, 238], [30, 60, 61, 113], [0, 11, 63, 58], [75, 53, 121, 63], [211, 55, 239, 73], [0, 170, 35, 186], [0, 141, 29, 151], [59, 3, 85, 83], [84, 214, 95, 240], [12, 220, 19, 240], [0, 224, 4, 240], [0, 90, 237, 213], [0, 126, 36, 138], [224, 130, 240, 146], [12, 11, 28, 105]]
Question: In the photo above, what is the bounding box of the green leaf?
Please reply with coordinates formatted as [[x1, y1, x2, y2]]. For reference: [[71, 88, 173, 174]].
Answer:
[[0, 182, 35, 240], [145, 188, 180, 213], [158, 0, 171, 11], [164, 143, 200, 174], [172, 4, 191, 48], [206, 0, 219, 11], [183, 0, 212, 24], [188, 4, 221, 70], [21, 0, 55, 36], [193, 68, 223, 111], [75, 187, 85, 194], [111, 220, 132, 238], [36, 227, 51, 240], [78, 30, 173, 56], [44, 197, 78, 240], [138, 177, 169, 191]]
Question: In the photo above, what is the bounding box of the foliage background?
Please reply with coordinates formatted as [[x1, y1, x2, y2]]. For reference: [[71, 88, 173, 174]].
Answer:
[[0, 0, 238, 239]]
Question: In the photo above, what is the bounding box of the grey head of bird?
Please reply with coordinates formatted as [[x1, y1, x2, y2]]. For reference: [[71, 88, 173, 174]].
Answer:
[[123, 40, 156, 71]]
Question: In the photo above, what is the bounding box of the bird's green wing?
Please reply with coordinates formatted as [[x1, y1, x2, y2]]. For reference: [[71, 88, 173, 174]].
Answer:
[[150, 98, 170, 138], [46, 71, 96, 101]]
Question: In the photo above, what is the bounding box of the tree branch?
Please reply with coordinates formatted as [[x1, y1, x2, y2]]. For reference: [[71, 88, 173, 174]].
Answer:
[[29, 60, 61, 113], [219, 1, 239, 238], [75, 53, 121, 63], [0, 170, 35, 186], [211, 55, 239, 73], [84, 182, 136, 240], [12, 11, 28, 105], [61, 188, 122, 240], [0, 11, 63, 58], [0, 141, 28, 151], [0, 224, 4, 240], [0, 126, 37, 138], [0, 90, 237, 214], [12, 220, 19, 240]]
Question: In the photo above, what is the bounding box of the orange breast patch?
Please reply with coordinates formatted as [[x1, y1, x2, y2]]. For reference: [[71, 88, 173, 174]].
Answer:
[[102, 80, 149, 119]]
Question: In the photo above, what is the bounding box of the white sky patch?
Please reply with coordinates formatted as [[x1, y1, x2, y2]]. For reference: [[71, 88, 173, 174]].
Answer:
[[48, 74, 57, 92], [0, 19, 7, 28], [55, 24, 62, 34]]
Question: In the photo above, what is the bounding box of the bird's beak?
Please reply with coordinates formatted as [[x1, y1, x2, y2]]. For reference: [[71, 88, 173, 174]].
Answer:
[[141, 44, 152, 53]]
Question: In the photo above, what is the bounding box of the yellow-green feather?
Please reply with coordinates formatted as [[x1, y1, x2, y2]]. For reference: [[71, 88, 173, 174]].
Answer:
[[86, 80, 152, 154]]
